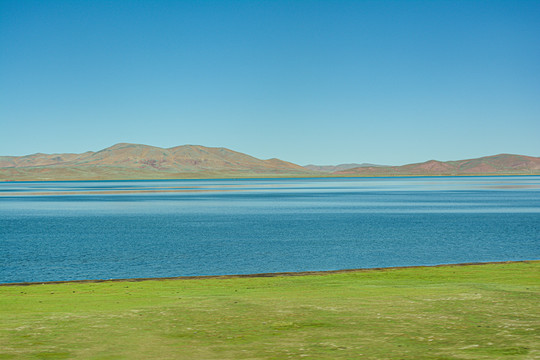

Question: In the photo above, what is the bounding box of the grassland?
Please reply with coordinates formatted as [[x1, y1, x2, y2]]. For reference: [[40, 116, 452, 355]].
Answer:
[[1, 261, 539, 359]]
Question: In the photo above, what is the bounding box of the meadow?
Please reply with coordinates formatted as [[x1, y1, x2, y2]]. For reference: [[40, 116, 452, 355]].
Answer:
[[1, 261, 538, 359]]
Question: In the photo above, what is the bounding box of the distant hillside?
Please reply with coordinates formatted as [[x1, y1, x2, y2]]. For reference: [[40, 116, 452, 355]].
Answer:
[[304, 163, 385, 173], [334, 154, 540, 176], [0, 143, 314, 181]]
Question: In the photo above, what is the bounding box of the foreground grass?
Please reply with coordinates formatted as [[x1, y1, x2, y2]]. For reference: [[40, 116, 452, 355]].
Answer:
[[1, 262, 539, 359]]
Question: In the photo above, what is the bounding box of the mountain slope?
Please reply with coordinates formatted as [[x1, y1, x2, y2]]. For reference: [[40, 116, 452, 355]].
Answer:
[[334, 154, 540, 176]]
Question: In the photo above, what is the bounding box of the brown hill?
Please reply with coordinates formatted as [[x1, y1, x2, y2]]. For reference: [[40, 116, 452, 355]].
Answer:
[[0, 143, 313, 181], [334, 154, 540, 176]]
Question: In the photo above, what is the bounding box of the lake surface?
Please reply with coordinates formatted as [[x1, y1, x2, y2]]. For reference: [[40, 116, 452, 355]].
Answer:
[[1, 176, 539, 283]]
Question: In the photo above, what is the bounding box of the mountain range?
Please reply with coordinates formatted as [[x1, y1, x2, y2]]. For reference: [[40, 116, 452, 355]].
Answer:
[[304, 163, 386, 172], [0, 143, 539, 181]]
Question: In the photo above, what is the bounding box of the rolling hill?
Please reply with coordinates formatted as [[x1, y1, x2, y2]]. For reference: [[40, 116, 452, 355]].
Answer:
[[333, 154, 540, 176], [0, 143, 313, 181]]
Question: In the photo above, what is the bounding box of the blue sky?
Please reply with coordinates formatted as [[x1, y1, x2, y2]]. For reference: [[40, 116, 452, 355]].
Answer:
[[1, 0, 539, 165]]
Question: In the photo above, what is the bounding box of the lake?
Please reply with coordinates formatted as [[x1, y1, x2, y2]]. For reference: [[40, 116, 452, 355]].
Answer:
[[1, 176, 539, 283]]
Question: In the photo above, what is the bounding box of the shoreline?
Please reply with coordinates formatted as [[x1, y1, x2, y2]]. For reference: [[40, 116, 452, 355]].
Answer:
[[2, 259, 538, 287], [2, 173, 540, 183]]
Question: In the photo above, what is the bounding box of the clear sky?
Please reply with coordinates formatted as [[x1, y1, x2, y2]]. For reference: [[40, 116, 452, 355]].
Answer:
[[1, 0, 539, 165]]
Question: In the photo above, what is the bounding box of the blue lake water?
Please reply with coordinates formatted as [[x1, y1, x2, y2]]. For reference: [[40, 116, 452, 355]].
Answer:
[[1, 176, 539, 283]]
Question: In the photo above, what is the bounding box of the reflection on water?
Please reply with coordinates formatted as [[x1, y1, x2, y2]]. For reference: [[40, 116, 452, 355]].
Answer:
[[1, 176, 539, 283], [2, 176, 540, 196]]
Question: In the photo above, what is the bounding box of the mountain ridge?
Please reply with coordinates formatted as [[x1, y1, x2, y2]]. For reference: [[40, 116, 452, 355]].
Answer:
[[304, 163, 386, 172]]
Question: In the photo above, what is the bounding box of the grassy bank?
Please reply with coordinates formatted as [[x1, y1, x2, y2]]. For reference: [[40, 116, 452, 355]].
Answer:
[[1, 261, 539, 359]]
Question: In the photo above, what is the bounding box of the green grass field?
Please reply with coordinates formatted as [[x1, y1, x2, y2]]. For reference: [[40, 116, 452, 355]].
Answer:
[[1, 261, 539, 359]]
